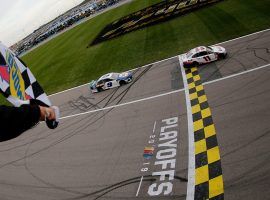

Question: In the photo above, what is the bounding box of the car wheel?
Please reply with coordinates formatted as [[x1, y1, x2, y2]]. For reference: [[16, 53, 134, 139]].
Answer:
[[193, 62, 199, 68], [119, 80, 126, 86], [218, 53, 226, 59], [126, 77, 132, 83], [97, 87, 103, 92], [184, 63, 195, 69]]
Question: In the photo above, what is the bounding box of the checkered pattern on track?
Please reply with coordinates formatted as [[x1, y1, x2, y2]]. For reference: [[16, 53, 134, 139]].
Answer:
[[185, 67, 224, 200]]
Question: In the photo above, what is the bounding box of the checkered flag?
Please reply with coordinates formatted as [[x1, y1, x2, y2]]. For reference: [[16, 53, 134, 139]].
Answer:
[[0, 42, 51, 107], [0, 42, 59, 129]]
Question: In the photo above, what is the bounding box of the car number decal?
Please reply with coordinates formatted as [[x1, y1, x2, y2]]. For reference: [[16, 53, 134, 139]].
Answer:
[[107, 82, 113, 88]]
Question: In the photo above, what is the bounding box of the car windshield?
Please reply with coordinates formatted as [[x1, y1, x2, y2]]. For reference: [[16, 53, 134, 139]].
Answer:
[[206, 46, 213, 52], [97, 80, 104, 85], [186, 51, 194, 58]]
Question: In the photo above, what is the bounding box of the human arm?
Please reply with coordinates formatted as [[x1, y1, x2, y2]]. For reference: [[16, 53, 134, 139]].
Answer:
[[0, 104, 56, 142]]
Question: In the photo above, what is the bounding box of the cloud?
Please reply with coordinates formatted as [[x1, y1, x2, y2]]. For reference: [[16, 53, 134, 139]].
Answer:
[[0, 0, 84, 46]]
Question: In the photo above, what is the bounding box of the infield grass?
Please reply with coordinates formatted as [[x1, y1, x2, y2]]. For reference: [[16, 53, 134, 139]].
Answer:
[[1, 0, 269, 105]]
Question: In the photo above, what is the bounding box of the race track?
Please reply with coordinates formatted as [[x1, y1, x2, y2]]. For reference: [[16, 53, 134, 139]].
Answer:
[[0, 29, 269, 200]]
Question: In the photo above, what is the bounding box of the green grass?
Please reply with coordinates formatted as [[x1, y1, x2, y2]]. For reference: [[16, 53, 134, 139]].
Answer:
[[1, 0, 270, 105]]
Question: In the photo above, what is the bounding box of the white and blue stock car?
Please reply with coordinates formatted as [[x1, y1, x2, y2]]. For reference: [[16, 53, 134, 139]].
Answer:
[[89, 71, 133, 93]]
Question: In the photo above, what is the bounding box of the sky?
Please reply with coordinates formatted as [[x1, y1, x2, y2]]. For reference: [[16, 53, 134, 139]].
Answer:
[[0, 0, 85, 46]]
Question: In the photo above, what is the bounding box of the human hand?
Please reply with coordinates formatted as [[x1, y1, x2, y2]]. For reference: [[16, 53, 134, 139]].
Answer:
[[39, 106, 56, 121]]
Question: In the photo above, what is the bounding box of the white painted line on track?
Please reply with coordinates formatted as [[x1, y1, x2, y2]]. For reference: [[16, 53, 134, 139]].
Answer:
[[153, 121, 157, 133], [49, 28, 270, 98], [49, 83, 89, 97], [136, 176, 144, 197], [179, 56, 195, 200], [216, 28, 270, 45], [128, 56, 178, 72], [49, 55, 178, 97], [178, 57, 270, 200], [59, 62, 270, 120], [203, 63, 270, 86], [59, 89, 185, 120]]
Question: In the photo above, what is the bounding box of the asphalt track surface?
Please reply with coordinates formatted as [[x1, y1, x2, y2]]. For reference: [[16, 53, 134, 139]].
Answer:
[[0, 29, 269, 200]]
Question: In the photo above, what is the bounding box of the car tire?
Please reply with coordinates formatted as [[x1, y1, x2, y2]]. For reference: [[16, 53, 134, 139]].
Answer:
[[218, 53, 226, 59], [192, 62, 199, 68], [97, 87, 103, 92], [184, 63, 195, 69], [119, 80, 126, 86]]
